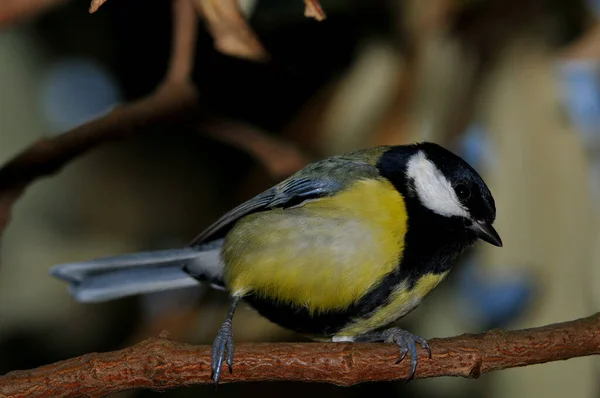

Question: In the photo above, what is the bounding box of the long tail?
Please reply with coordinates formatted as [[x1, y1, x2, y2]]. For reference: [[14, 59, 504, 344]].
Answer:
[[50, 240, 225, 303]]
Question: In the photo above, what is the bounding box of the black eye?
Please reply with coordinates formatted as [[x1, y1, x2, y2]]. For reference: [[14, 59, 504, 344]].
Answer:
[[455, 183, 471, 200]]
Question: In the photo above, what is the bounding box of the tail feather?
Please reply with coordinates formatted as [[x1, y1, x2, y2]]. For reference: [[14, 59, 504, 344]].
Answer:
[[50, 242, 225, 303]]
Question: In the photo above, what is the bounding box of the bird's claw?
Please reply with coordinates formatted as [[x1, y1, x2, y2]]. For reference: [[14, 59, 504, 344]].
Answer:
[[382, 328, 431, 382], [211, 320, 235, 386], [394, 343, 409, 365]]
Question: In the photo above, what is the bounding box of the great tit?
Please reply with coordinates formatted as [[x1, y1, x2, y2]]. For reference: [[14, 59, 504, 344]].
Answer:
[[50, 142, 502, 384]]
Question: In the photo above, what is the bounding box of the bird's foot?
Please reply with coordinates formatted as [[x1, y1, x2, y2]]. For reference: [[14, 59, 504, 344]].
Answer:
[[355, 327, 431, 381], [210, 320, 235, 386]]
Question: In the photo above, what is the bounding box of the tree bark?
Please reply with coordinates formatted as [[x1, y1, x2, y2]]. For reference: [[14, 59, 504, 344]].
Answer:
[[1, 313, 599, 397]]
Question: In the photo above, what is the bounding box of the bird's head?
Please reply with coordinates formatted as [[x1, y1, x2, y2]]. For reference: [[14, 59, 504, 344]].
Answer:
[[379, 142, 502, 247]]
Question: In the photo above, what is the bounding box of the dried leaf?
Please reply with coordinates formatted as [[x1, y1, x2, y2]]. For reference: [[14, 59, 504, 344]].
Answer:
[[194, 0, 269, 62], [304, 0, 326, 21], [89, 0, 108, 13]]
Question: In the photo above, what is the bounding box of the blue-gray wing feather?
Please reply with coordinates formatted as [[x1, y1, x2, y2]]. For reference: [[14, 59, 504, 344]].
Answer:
[[190, 155, 381, 245], [190, 177, 341, 245]]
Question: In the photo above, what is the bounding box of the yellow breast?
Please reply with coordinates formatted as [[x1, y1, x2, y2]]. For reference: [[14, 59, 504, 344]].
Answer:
[[222, 178, 409, 314]]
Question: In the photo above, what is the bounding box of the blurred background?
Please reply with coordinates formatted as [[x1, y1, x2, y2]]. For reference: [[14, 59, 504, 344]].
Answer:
[[1, 0, 600, 397]]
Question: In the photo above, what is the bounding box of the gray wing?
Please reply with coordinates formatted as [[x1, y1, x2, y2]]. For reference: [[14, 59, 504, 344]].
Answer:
[[190, 155, 381, 246]]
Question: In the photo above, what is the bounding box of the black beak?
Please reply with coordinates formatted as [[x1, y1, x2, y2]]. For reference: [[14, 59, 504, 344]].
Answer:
[[470, 220, 503, 247]]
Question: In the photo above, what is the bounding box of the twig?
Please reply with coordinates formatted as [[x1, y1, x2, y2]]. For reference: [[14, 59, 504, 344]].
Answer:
[[168, 0, 198, 81], [194, 0, 270, 62], [201, 120, 311, 179], [0, 0, 198, 237], [1, 313, 599, 396]]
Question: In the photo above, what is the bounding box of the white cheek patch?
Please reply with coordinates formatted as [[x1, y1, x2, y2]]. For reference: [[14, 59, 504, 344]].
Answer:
[[406, 151, 469, 218]]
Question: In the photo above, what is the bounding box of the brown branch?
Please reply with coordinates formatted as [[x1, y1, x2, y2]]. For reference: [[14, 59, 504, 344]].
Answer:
[[1, 313, 599, 397], [304, 0, 326, 21], [201, 120, 311, 180], [0, 0, 69, 26], [167, 0, 198, 81], [0, 0, 198, 238]]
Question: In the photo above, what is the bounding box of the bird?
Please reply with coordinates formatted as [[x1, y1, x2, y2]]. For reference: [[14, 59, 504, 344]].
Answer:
[[50, 142, 502, 384]]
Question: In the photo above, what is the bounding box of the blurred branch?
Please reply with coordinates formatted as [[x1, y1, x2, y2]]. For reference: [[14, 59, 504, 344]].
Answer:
[[1, 313, 599, 396], [194, 0, 270, 62], [0, 0, 324, 237], [201, 120, 310, 179], [0, 0, 68, 26], [561, 21, 600, 60], [371, 53, 418, 146], [0, 0, 198, 237], [168, 0, 198, 81], [440, 0, 542, 148]]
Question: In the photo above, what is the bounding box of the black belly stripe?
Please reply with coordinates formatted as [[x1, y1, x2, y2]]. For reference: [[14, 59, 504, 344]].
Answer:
[[243, 266, 405, 336]]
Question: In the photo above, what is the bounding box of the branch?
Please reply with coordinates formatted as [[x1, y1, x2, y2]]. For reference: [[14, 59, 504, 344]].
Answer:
[[1, 313, 599, 396], [561, 21, 600, 61], [0, 0, 68, 26], [0, 0, 198, 237], [201, 120, 310, 179], [167, 0, 197, 82]]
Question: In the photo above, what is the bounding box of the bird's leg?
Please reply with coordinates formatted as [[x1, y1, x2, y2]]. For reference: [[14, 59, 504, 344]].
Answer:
[[354, 327, 431, 381], [211, 296, 240, 386]]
